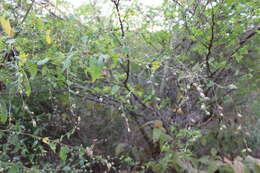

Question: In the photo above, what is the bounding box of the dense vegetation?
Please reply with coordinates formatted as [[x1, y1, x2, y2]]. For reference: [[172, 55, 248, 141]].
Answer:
[[0, 0, 259, 172]]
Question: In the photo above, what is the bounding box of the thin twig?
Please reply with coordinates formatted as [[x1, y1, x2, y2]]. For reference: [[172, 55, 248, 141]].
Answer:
[[14, 0, 35, 38], [209, 25, 260, 78], [111, 0, 154, 111]]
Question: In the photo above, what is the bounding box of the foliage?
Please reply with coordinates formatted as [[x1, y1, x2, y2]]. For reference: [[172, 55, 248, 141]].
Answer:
[[0, 0, 259, 172]]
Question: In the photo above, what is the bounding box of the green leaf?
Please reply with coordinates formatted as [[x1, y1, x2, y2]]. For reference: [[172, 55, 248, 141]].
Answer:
[[115, 143, 128, 156], [8, 165, 18, 173], [153, 128, 162, 143], [228, 84, 238, 90], [207, 161, 220, 173], [88, 55, 105, 82], [49, 142, 56, 152], [199, 156, 210, 164], [37, 58, 49, 66], [0, 101, 8, 123], [210, 148, 217, 156], [21, 69, 31, 96], [0, 112, 7, 124], [28, 64, 38, 80], [0, 131, 5, 138], [111, 85, 120, 95], [59, 146, 70, 162], [123, 47, 129, 54], [62, 55, 72, 72]]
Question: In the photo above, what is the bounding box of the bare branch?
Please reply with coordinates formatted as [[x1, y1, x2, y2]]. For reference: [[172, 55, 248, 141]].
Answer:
[[205, 7, 215, 76]]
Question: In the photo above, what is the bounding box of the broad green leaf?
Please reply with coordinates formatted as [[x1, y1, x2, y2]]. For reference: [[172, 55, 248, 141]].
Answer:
[[0, 113, 8, 124], [88, 56, 104, 82], [59, 146, 70, 161], [28, 64, 38, 80], [8, 165, 18, 173], [21, 69, 31, 96], [49, 142, 57, 152], [153, 128, 162, 143]]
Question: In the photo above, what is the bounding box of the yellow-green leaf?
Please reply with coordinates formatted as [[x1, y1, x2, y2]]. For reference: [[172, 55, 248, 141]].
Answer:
[[42, 137, 49, 144], [0, 16, 13, 36], [18, 52, 28, 66], [21, 69, 31, 96], [46, 30, 52, 44], [151, 61, 160, 71], [59, 146, 70, 161]]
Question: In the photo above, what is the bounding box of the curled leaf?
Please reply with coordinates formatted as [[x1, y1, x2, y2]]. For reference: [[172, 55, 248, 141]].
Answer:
[[42, 137, 49, 144], [153, 120, 163, 128]]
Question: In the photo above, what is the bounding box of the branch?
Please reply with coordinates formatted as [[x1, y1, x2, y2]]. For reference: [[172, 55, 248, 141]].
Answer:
[[113, 0, 125, 37], [14, 0, 35, 38], [205, 7, 215, 76], [111, 0, 154, 112], [230, 25, 260, 57], [209, 25, 260, 78]]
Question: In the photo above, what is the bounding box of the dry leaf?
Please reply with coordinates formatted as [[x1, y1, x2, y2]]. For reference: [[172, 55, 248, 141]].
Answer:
[[172, 108, 184, 114], [153, 120, 163, 128]]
